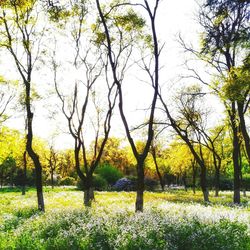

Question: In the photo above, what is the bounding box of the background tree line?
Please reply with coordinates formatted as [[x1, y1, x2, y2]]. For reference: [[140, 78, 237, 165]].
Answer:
[[0, 0, 249, 212]]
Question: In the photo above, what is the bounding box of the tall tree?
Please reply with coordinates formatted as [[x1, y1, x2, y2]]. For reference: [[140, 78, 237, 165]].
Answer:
[[54, 1, 117, 206], [183, 0, 250, 204], [0, 0, 46, 211], [96, 0, 160, 212]]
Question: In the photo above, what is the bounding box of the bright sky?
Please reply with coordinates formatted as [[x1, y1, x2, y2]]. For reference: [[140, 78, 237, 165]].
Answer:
[[2, 0, 224, 150]]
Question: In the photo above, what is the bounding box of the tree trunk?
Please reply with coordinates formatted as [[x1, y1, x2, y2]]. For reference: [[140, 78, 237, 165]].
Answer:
[[51, 169, 54, 189], [26, 82, 45, 212], [22, 151, 27, 195], [232, 123, 241, 204], [214, 167, 220, 197], [84, 175, 94, 207], [238, 101, 250, 163], [192, 164, 197, 194], [152, 148, 164, 191], [183, 172, 187, 192], [135, 160, 144, 212], [200, 166, 209, 202]]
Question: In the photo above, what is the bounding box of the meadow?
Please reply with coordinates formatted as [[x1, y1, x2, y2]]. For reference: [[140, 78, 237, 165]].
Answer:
[[0, 187, 249, 250]]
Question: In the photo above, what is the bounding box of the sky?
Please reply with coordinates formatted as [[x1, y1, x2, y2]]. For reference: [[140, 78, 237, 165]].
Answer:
[[2, 0, 224, 150]]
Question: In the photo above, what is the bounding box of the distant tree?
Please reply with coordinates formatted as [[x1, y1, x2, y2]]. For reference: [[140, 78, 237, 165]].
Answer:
[[57, 149, 75, 179], [45, 145, 58, 189]]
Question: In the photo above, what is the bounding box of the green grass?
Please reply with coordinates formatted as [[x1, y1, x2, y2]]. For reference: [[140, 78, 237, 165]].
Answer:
[[0, 187, 249, 249]]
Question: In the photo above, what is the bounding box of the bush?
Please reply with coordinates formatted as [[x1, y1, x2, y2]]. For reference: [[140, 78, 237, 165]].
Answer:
[[97, 164, 123, 185], [93, 175, 108, 191], [113, 177, 135, 191], [144, 177, 158, 191], [59, 176, 76, 186], [219, 177, 233, 191], [77, 175, 108, 191], [242, 174, 250, 190]]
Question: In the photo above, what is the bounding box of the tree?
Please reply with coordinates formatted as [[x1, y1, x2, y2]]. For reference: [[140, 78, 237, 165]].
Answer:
[[180, 0, 250, 203], [0, 0, 46, 211], [96, 0, 160, 212], [159, 85, 211, 201], [54, 1, 117, 206], [45, 145, 58, 189]]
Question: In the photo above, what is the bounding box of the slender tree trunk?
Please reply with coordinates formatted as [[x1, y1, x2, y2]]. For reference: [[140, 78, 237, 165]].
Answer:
[[152, 149, 164, 191], [25, 81, 45, 212], [192, 163, 197, 194], [183, 172, 187, 192], [231, 115, 241, 204], [22, 151, 27, 195], [51, 169, 54, 189], [232, 136, 241, 204], [238, 102, 250, 163], [135, 160, 144, 212], [214, 167, 220, 197], [200, 165, 209, 202]]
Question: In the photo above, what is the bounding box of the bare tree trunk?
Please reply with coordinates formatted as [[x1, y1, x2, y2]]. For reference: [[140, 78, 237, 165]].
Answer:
[[51, 169, 54, 189], [233, 138, 241, 204], [84, 175, 94, 207], [183, 172, 187, 192], [238, 102, 250, 163], [192, 162, 197, 194], [152, 148, 164, 191], [200, 166, 209, 202], [214, 167, 220, 197], [22, 151, 27, 195], [135, 161, 144, 212], [230, 110, 241, 204], [26, 83, 45, 212]]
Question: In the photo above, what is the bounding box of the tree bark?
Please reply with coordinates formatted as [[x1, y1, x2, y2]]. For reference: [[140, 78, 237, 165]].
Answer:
[[214, 167, 220, 197], [84, 175, 94, 206], [200, 166, 209, 202], [51, 169, 54, 189], [229, 105, 241, 204], [22, 151, 27, 195], [152, 148, 164, 191], [183, 172, 187, 192], [192, 161, 197, 194], [135, 160, 144, 212], [26, 83, 45, 212], [238, 101, 250, 163]]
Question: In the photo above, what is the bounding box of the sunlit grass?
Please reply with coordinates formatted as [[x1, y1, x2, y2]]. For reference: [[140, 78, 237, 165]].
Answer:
[[0, 187, 249, 249]]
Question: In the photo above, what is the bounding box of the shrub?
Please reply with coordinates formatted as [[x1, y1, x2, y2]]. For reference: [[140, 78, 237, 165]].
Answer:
[[144, 177, 158, 191], [113, 177, 135, 191], [242, 174, 250, 190], [59, 176, 76, 186], [93, 175, 108, 191], [219, 177, 233, 190], [77, 175, 108, 191], [97, 164, 123, 185]]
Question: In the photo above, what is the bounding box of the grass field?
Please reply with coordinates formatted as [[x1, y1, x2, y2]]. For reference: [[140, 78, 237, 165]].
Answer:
[[0, 187, 249, 249]]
